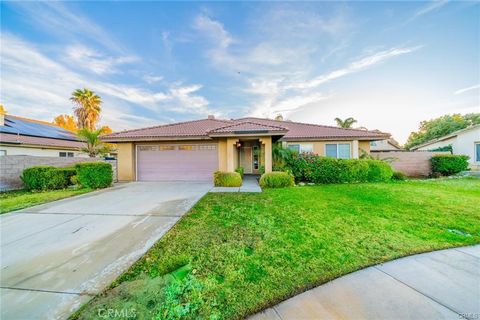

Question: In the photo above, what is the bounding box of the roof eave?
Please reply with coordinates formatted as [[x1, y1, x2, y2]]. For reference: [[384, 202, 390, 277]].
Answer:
[[280, 135, 389, 141], [101, 136, 214, 143], [208, 130, 288, 138]]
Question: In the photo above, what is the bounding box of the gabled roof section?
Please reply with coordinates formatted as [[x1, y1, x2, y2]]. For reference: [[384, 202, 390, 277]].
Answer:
[[208, 121, 288, 136], [0, 115, 78, 141], [102, 118, 233, 141], [410, 124, 480, 150], [236, 117, 389, 140]]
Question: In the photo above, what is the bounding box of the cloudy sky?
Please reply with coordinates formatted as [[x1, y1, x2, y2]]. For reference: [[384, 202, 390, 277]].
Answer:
[[1, 1, 479, 143]]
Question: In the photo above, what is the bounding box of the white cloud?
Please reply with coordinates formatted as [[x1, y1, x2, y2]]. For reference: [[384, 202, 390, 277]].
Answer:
[[454, 84, 480, 95], [0, 33, 213, 130], [65, 45, 138, 75], [194, 14, 233, 49], [142, 74, 164, 84], [288, 46, 422, 89], [412, 0, 449, 20]]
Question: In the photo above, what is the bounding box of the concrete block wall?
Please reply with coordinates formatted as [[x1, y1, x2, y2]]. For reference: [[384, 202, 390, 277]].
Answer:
[[0, 155, 117, 191], [372, 151, 450, 177]]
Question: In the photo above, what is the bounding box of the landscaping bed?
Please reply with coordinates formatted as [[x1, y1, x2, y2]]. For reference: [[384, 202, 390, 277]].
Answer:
[[74, 178, 480, 319]]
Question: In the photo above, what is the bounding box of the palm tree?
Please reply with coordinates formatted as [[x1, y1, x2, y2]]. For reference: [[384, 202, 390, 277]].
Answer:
[[77, 128, 112, 157], [71, 88, 102, 131], [334, 117, 357, 128]]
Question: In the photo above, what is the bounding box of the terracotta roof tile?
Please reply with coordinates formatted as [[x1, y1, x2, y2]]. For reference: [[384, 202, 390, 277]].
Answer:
[[209, 121, 287, 134], [1, 133, 85, 149]]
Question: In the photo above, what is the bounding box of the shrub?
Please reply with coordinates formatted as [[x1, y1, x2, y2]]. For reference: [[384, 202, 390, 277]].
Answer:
[[259, 172, 294, 188], [285, 154, 393, 184], [213, 171, 242, 187], [431, 154, 469, 176], [75, 162, 113, 189], [259, 165, 265, 174], [365, 160, 394, 182], [235, 167, 244, 178], [392, 171, 407, 181], [21, 166, 74, 191]]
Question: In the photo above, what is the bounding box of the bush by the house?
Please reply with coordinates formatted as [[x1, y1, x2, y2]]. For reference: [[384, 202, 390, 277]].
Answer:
[[285, 153, 393, 184], [235, 167, 244, 178], [259, 172, 294, 188], [75, 162, 113, 189], [213, 171, 242, 187], [21, 166, 74, 191], [392, 171, 407, 181], [431, 154, 469, 176]]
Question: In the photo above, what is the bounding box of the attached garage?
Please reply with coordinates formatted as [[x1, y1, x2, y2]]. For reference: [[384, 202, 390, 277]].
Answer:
[[136, 143, 218, 181]]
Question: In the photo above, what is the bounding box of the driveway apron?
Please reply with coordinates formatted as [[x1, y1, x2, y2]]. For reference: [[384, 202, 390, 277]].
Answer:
[[0, 182, 211, 319]]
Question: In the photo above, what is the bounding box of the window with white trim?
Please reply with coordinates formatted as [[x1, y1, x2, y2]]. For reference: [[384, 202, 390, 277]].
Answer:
[[288, 144, 313, 154], [325, 143, 351, 159]]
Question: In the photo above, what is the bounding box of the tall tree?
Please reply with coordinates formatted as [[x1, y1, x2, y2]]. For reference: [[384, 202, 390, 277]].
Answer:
[[335, 117, 357, 128], [405, 113, 480, 149], [77, 128, 112, 157], [71, 88, 102, 130], [53, 114, 78, 132]]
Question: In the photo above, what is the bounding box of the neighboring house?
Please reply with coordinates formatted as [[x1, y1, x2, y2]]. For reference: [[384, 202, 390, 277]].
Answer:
[[411, 124, 480, 170], [102, 116, 389, 182], [370, 138, 403, 151], [0, 114, 87, 157]]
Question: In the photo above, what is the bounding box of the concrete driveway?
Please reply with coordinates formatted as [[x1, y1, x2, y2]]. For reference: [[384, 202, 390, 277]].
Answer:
[[0, 181, 212, 320]]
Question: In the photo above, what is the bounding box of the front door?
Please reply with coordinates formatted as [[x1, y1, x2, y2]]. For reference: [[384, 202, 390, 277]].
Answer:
[[240, 146, 253, 174]]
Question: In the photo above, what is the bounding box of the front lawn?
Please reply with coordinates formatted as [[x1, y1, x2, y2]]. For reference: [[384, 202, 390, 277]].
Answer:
[[0, 188, 92, 214], [75, 178, 480, 319]]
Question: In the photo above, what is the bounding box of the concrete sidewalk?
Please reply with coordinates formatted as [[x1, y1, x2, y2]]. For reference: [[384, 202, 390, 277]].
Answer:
[[210, 175, 262, 193], [250, 245, 480, 320], [0, 181, 212, 320]]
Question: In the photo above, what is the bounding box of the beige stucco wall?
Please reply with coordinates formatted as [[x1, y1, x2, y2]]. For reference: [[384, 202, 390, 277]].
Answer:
[[217, 139, 227, 171], [285, 140, 372, 159], [116, 142, 135, 181]]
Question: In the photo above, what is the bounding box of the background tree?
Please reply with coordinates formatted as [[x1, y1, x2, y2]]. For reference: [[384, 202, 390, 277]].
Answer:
[[53, 114, 78, 132], [405, 113, 480, 149], [334, 117, 357, 128], [71, 88, 102, 130], [77, 128, 113, 157], [0, 104, 6, 115]]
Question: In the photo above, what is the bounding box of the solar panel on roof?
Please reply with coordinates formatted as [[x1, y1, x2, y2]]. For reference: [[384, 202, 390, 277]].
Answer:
[[0, 116, 78, 141]]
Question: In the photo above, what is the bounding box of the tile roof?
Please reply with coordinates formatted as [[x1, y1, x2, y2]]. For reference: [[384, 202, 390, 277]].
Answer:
[[102, 118, 232, 141], [236, 117, 389, 140], [209, 121, 287, 134], [102, 117, 389, 141], [1, 133, 85, 149]]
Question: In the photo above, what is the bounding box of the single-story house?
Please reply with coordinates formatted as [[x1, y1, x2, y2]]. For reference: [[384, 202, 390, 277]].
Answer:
[[411, 124, 480, 170], [102, 116, 389, 182], [370, 138, 403, 151], [0, 114, 87, 157]]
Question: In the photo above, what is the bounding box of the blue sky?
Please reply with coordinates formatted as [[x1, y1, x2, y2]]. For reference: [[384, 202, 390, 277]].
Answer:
[[1, 1, 478, 143]]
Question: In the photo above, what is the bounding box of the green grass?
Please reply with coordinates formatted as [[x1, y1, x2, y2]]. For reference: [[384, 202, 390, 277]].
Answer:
[[75, 178, 480, 320], [0, 188, 93, 214]]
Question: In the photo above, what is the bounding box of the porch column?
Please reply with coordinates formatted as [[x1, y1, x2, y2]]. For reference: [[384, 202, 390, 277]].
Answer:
[[352, 140, 359, 159], [226, 138, 238, 172], [260, 137, 272, 173]]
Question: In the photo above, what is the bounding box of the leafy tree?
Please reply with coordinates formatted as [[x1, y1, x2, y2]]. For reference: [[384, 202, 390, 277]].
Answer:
[[335, 117, 357, 128], [405, 113, 480, 149], [53, 114, 78, 132], [77, 128, 113, 157], [99, 125, 113, 135], [71, 88, 102, 130]]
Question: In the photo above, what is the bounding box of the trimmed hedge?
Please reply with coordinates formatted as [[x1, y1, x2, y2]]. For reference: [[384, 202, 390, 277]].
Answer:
[[21, 166, 75, 191], [259, 172, 294, 188], [431, 154, 469, 176], [213, 171, 242, 187], [75, 162, 113, 189], [285, 154, 393, 184]]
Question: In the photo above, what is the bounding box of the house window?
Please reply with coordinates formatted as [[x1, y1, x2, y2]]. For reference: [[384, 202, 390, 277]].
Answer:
[[179, 145, 195, 151], [476, 143, 480, 162], [138, 146, 157, 151], [59, 152, 74, 157], [159, 145, 175, 151], [325, 143, 351, 159], [288, 144, 313, 153], [0, 150, 6, 156], [370, 141, 377, 146]]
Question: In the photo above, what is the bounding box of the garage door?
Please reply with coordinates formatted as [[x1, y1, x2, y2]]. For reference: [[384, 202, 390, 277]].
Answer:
[[136, 144, 218, 181]]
